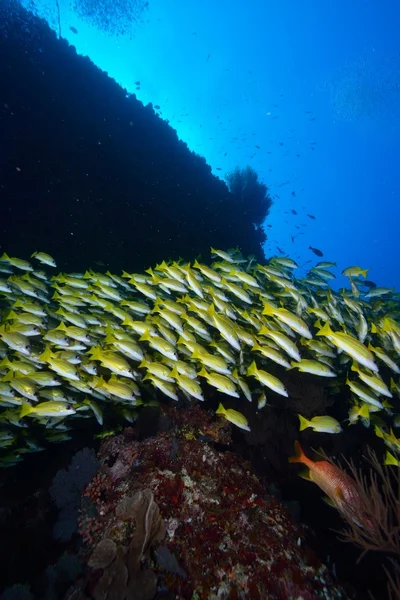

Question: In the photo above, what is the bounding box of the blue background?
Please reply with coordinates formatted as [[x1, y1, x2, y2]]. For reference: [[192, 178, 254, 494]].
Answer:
[[21, 0, 400, 289]]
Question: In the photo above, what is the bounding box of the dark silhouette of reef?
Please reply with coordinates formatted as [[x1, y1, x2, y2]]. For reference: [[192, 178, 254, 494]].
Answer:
[[0, 1, 266, 273], [225, 165, 272, 228]]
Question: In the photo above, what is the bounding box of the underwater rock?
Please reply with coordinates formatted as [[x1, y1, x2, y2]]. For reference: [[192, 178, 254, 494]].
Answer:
[[125, 570, 157, 600], [75, 406, 349, 599], [92, 546, 128, 600], [0, 585, 33, 600]]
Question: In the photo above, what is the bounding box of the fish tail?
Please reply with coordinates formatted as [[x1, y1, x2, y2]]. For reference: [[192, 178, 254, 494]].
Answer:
[[262, 303, 274, 316], [247, 361, 257, 376], [92, 376, 104, 389], [215, 403, 225, 415], [5, 310, 16, 321], [170, 367, 179, 378], [288, 440, 308, 464], [207, 303, 216, 316], [315, 320, 332, 337], [384, 451, 399, 466], [20, 402, 33, 418], [298, 414, 310, 431], [2, 370, 14, 382], [39, 346, 53, 362]]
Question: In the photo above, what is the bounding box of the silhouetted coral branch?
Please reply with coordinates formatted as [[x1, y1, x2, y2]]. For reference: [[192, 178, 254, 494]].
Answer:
[[329, 449, 400, 600], [335, 448, 400, 562], [226, 165, 272, 226], [385, 560, 400, 600]]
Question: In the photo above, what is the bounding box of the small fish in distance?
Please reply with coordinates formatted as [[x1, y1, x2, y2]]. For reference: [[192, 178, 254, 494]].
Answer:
[[309, 246, 323, 257]]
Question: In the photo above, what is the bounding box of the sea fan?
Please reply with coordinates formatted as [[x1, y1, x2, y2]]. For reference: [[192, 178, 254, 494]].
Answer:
[[49, 448, 99, 541]]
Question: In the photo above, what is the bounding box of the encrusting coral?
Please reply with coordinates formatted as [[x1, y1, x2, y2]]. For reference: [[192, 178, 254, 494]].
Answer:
[[69, 405, 350, 600]]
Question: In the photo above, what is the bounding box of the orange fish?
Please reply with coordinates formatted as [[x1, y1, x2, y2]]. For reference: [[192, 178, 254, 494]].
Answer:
[[289, 441, 373, 530]]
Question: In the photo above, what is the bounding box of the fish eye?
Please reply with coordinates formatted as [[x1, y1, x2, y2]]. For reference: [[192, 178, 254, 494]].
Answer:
[[25, 344, 31, 351]]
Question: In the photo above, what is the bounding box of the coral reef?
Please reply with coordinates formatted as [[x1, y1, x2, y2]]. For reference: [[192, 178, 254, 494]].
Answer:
[[225, 165, 272, 228], [0, 2, 266, 273], [71, 406, 348, 600]]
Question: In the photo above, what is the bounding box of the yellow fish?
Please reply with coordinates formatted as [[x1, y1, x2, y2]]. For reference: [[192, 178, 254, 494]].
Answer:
[[216, 403, 250, 431]]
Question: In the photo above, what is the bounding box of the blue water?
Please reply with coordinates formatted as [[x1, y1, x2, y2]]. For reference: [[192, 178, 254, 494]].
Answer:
[[22, 0, 400, 289]]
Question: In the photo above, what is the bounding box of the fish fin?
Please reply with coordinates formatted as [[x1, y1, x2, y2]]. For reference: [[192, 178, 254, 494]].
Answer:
[[104, 334, 116, 344], [262, 303, 274, 316], [323, 496, 336, 508], [20, 402, 33, 418], [359, 404, 370, 418], [92, 376, 104, 389], [88, 346, 102, 361], [5, 310, 18, 321], [298, 414, 310, 431], [2, 370, 14, 382], [385, 451, 399, 466], [289, 440, 307, 464], [299, 468, 312, 481], [40, 347, 53, 362], [139, 331, 151, 342], [315, 320, 332, 337], [247, 361, 257, 376], [207, 303, 216, 317]]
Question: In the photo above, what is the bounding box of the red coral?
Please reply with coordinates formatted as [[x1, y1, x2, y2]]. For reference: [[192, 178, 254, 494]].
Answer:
[[76, 405, 347, 599]]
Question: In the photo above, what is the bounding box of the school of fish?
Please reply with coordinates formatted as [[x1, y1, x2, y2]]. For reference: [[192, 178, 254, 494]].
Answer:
[[0, 249, 399, 468]]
